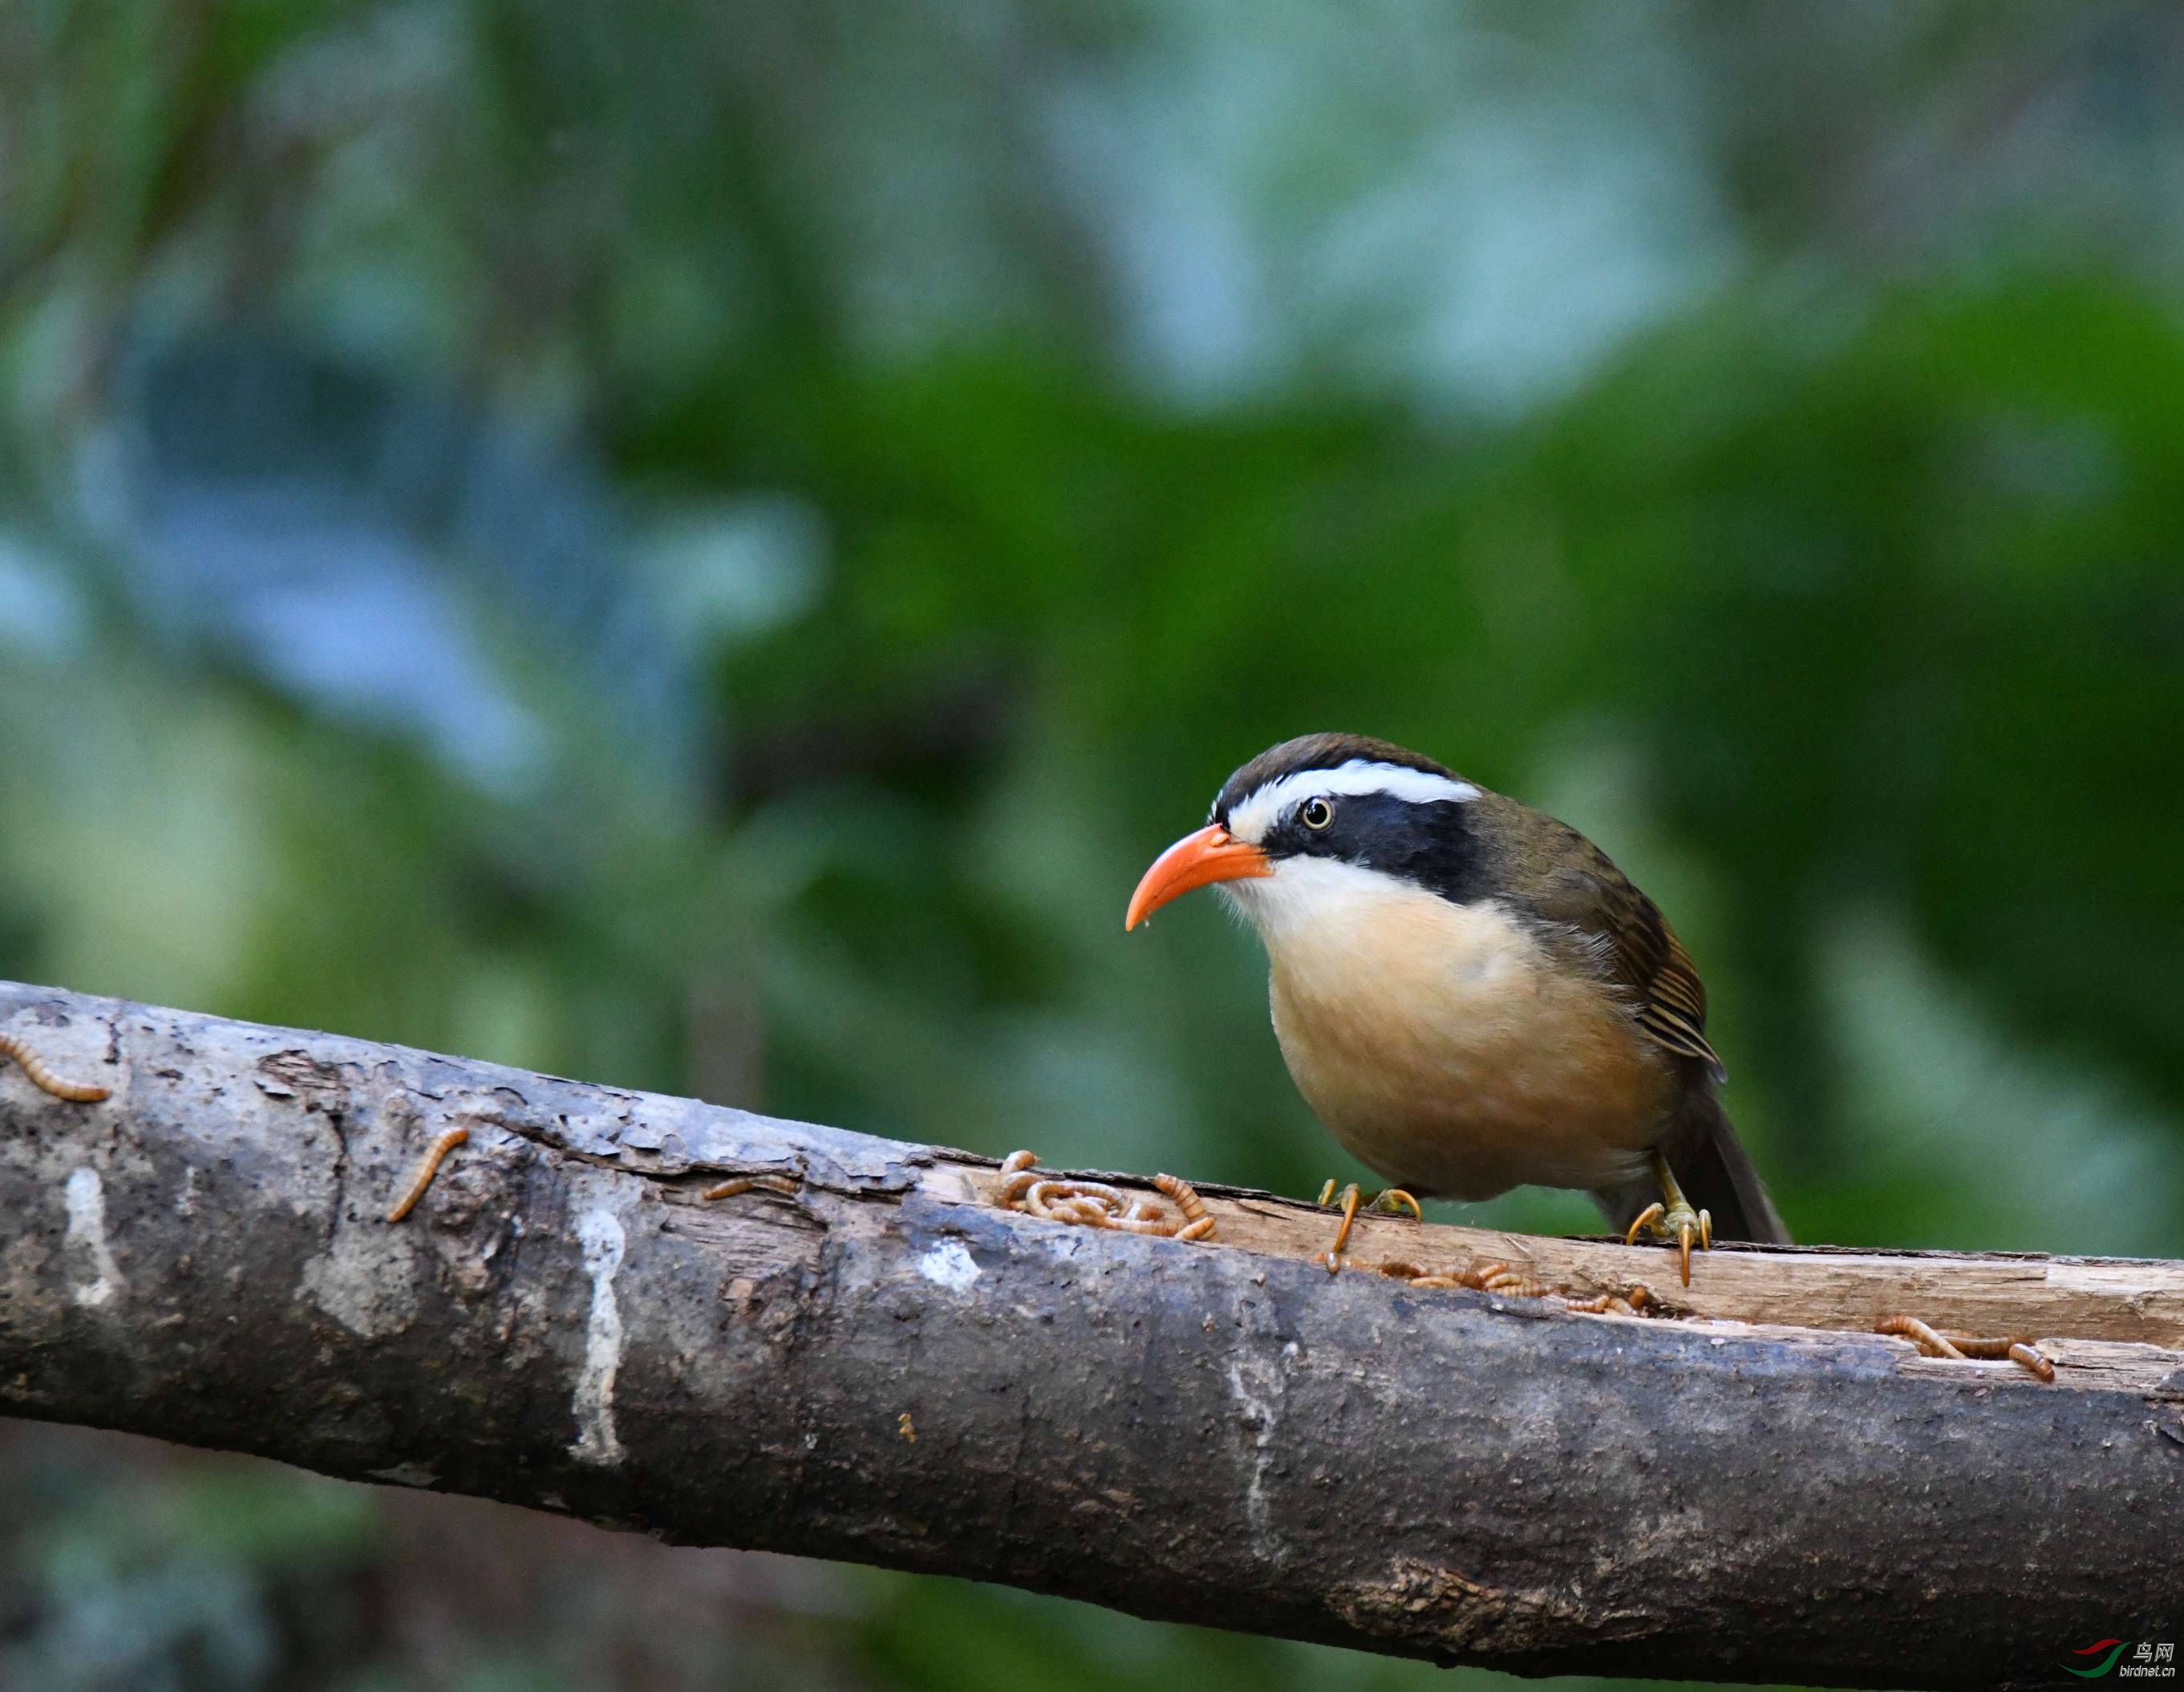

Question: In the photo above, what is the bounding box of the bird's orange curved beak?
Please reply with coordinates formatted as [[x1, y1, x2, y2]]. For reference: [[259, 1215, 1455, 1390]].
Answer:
[[1124, 825, 1271, 930]]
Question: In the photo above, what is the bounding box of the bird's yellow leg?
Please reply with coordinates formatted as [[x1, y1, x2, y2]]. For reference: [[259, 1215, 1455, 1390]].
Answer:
[[1622, 1149, 1712, 1287], [1315, 1180, 1423, 1269]]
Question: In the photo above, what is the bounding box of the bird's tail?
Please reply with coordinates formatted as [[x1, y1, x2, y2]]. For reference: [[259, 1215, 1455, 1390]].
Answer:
[[1594, 1086, 1791, 1246]]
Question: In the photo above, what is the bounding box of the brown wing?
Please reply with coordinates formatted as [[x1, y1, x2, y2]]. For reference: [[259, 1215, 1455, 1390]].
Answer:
[[1490, 803, 1725, 1079]]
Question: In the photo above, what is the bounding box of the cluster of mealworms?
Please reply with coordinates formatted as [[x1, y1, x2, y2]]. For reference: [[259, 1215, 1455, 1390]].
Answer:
[[991, 1150, 1215, 1241], [1876, 1314, 2055, 1382], [1372, 1257, 1657, 1315], [1562, 1285, 1660, 1317], [1373, 1257, 1551, 1297], [0, 1032, 111, 1103]]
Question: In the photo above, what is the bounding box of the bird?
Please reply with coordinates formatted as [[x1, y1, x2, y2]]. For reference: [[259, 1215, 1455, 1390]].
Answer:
[[1124, 732, 1789, 1283]]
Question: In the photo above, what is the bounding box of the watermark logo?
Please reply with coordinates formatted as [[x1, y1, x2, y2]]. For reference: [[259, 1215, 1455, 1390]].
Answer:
[[2063, 1640, 2175, 1679]]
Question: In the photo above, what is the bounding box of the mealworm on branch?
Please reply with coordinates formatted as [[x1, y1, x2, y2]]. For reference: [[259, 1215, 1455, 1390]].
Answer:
[[1875, 1314, 1967, 1360], [385, 1127, 470, 1223], [701, 1174, 802, 1201], [1562, 1285, 1656, 1317], [0, 1032, 111, 1103], [1151, 1173, 1214, 1240], [1943, 1331, 2057, 1383], [1877, 1315, 2053, 1381]]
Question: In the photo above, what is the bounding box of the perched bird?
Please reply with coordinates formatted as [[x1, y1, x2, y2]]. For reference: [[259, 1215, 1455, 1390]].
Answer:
[[1124, 733, 1789, 1282]]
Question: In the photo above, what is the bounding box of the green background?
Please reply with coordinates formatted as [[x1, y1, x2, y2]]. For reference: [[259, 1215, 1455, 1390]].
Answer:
[[3, 3, 2181, 1687]]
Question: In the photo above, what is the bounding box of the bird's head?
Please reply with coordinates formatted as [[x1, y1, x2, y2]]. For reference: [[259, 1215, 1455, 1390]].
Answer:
[[1124, 733, 1484, 939]]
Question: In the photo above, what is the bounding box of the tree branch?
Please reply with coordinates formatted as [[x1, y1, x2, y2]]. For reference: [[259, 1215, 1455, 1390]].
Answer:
[[2, 981, 2178, 1690]]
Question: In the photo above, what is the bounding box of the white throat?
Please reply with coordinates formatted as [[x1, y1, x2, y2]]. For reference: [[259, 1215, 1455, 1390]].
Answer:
[[1219, 856, 1424, 950]]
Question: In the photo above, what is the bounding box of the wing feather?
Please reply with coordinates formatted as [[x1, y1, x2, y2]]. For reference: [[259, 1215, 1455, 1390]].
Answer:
[[1506, 817, 1724, 1079]]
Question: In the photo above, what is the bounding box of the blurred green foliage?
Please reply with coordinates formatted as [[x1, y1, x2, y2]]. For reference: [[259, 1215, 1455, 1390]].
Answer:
[[3, 2, 2182, 1688]]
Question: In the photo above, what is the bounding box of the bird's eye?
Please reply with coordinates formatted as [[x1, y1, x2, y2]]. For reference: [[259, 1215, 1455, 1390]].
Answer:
[[1299, 797, 1334, 831]]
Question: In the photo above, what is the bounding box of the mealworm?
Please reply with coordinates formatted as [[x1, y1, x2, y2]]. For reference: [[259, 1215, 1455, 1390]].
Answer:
[[0, 1032, 111, 1103], [1029, 1178, 1129, 1219], [1943, 1332, 2056, 1383], [1474, 1262, 1550, 1297], [1563, 1287, 1655, 1317], [701, 1174, 802, 1201], [1875, 1314, 1967, 1360], [385, 1127, 469, 1223], [1152, 1172, 1210, 1227]]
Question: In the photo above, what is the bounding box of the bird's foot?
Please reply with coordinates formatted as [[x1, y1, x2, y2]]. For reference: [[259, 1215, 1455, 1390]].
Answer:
[[1623, 1195, 1712, 1289], [1625, 1148, 1713, 1287], [1316, 1180, 1422, 1270]]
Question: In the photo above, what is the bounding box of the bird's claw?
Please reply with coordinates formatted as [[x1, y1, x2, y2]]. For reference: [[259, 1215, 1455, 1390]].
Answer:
[[1315, 1180, 1424, 1224], [1624, 1197, 1711, 1287], [1316, 1181, 1423, 1269]]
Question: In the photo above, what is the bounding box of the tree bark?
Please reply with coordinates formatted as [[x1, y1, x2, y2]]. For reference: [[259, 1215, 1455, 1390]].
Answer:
[[1, 980, 2179, 1690]]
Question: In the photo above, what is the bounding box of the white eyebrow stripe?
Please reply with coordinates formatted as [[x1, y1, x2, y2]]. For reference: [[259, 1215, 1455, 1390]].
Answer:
[[1226, 759, 1480, 843]]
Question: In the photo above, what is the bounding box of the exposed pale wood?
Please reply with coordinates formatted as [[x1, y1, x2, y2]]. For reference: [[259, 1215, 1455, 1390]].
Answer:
[[955, 1164, 2184, 1353]]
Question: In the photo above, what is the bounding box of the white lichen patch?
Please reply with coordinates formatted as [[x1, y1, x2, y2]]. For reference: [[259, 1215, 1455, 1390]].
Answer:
[[1226, 1354, 1284, 1558], [915, 1239, 980, 1293], [64, 1167, 123, 1308], [569, 1206, 628, 1467]]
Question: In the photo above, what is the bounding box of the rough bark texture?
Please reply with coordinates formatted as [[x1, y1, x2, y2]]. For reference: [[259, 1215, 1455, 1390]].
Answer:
[[2, 981, 2180, 1690]]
